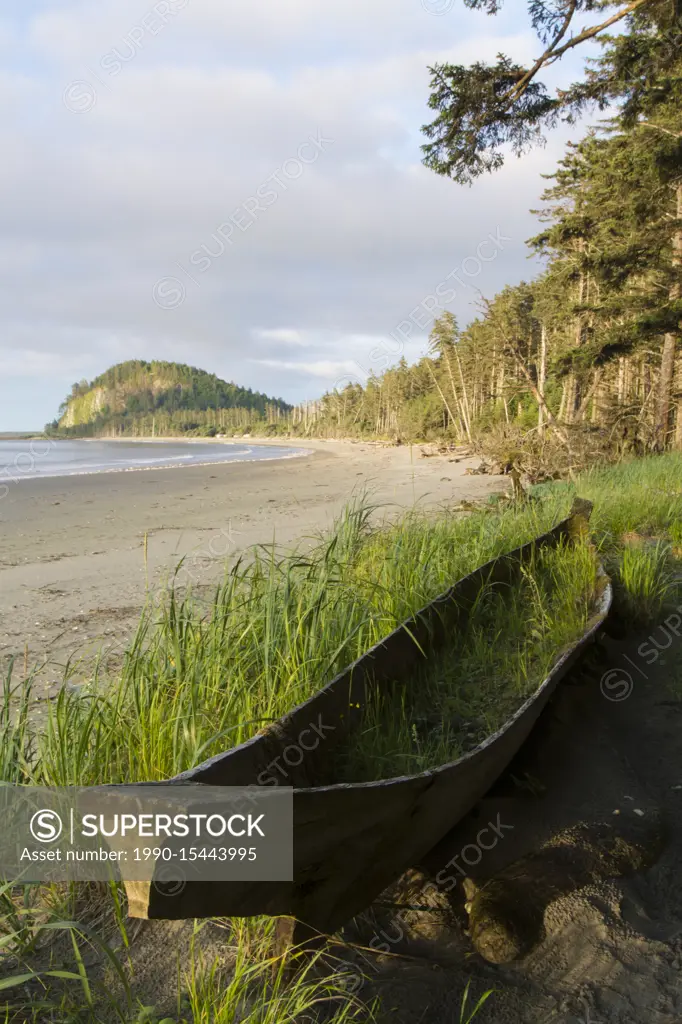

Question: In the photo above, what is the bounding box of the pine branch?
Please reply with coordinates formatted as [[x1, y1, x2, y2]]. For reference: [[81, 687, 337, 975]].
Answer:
[[504, 0, 649, 110]]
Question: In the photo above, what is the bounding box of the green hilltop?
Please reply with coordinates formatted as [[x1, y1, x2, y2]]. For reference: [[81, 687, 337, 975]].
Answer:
[[48, 360, 292, 438]]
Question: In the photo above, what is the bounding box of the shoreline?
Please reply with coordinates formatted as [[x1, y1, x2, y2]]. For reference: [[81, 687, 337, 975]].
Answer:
[[1, 435, 465, 486], [0, 437, 314, 484], [0, 440, 504, 693]]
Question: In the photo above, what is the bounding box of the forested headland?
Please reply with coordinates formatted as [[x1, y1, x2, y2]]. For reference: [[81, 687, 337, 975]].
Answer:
[[48, 360, 292, 438]]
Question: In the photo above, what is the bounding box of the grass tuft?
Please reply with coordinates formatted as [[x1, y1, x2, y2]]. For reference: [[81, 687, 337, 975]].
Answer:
[[611, 540, 678, 627]]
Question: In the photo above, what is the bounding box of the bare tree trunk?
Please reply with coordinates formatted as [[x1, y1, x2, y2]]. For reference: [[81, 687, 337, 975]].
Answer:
[[657, 333, 677, 447], [481, 297, 575, 462], [655, 182, 682, 449], [442, 350, 462, 428], [577, 368, 602, 422], [617, 357, 626, 406], [558, 379, 567, 422], [562, 373, 577, 425], [509, 348, 574, 453], [590, 384, 601, 424], [575, 246, 586, 349], [454, 350, 473, 441], [426, 360, 466, 439], [538, 323, 547, 436], [675, 397, 682, 449]]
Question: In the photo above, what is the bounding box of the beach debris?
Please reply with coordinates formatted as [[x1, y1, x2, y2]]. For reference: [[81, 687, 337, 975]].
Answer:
[[420, 443, 473, 459]]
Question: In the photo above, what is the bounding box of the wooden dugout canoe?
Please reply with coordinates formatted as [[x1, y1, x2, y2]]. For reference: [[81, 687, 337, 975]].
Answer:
[[126, 498, 612, 939]]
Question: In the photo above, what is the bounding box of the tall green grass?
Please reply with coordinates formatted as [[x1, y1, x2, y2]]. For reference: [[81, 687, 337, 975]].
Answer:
[[2, 493, 576, 1023], [612, 541, 677, 626], [533, 451, 682, 545], [341, 540, 599, 781], [181, 930, 377, 1024], [537, 453, 682, 626]]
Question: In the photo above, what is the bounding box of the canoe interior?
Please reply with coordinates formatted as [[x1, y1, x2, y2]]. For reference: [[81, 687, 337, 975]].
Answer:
[[126, 499, 612, 935]]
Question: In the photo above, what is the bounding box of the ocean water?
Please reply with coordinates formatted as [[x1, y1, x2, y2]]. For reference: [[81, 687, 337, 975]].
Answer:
[[0, 438, 311, 481]]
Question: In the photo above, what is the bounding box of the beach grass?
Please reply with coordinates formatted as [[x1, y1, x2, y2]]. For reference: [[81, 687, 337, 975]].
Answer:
[[340, 539, 600, 781], [0, 912, 377, 1023], [610, 541, 677, 627], [533, 451, 682, 545]]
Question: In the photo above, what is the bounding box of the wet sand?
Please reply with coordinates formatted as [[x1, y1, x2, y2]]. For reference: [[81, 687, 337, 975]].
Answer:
[[0, 439, 504, 689]]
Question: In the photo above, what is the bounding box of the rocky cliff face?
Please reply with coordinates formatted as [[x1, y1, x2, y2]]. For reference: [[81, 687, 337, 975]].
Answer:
[[59, 375, 177, 428], [60, 387, 110, 428]]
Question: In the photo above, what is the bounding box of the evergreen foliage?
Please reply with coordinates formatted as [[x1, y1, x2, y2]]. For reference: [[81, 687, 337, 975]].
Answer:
[[421, 0, 681, 184]]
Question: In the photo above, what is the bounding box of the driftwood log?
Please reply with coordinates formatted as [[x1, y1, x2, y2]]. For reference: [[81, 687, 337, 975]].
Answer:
[[124, 499, 611, 948]]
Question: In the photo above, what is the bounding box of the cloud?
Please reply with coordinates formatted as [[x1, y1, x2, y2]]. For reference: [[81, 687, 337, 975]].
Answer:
[[252, 328, 308, 347], [254, 358, 362, 379], [0, 0, 595, 427]]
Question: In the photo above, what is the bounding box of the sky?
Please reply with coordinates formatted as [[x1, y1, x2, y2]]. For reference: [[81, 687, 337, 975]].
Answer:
[[0, 0, 604, 430]]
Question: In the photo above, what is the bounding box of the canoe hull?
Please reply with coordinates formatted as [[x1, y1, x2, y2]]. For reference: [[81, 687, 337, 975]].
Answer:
[[126, 501, 611, 932]]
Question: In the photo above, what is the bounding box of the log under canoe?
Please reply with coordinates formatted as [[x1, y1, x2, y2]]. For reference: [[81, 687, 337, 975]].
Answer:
[[125, 498, 612, 939]]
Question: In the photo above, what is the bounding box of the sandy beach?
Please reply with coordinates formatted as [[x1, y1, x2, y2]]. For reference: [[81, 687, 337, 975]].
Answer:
[[0, 439, 504, 690]]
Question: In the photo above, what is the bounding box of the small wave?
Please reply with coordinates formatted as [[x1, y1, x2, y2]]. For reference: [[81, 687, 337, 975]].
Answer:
[[116, 455, 195, 465]]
